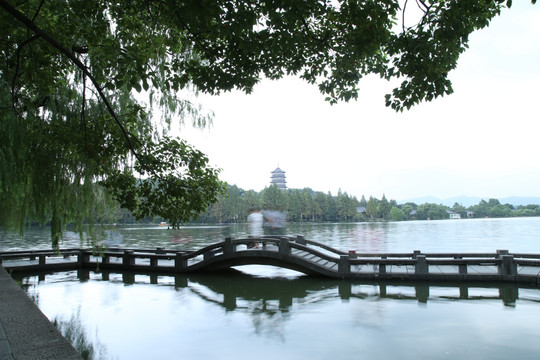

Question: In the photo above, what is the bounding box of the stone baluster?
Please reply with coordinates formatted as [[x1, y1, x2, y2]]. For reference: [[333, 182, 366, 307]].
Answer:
[[338, 255, 350, 275], [123, 250, 135, 267], [78, 250, 89, 267], [175, 252, 187, 270], [455, 256, 467, 275], [379, 256, 387, 274], [223, 237, 235, 256], [498, 253, 517, 278], [415, 255, 428, 275], [279, 237, 290, 256]]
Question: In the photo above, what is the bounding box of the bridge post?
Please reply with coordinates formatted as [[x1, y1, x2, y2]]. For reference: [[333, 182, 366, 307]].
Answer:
[[123, 250, 135, 267], [296, 235, 306, 245], [279, 237, 290, 256], [415, 255, 428, 276], [499, 255, 517, 277], [223, 237, 235, 256], [497, 249, 509, 257], [455, 256, 467, 275], [175, 252, 187, 270], [496, 250, 517, 278], [379, 257, 387, 274], [338, 255, 350, 275], [39, 254, 46, 266], [0, 256, 3, 266], [78, 250, 90, 267]]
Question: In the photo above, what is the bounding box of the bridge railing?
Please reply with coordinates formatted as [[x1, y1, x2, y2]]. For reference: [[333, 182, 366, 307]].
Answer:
[[89, 235, 344, 271], [3, 237, 540, 284], [335, 248, 540, 281], [0, 248, 90, 267]]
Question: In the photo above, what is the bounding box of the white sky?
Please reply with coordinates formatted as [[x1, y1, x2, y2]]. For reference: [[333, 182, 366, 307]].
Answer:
[[174, 2, 540, 202]]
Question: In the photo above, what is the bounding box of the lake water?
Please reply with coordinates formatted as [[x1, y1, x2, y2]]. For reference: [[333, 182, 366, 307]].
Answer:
[[4, 218, 540, 360]]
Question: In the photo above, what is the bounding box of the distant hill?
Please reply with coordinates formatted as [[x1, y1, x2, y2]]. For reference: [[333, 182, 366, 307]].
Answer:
[[498, 196, 540, 207], [399, 195, 540, 207]]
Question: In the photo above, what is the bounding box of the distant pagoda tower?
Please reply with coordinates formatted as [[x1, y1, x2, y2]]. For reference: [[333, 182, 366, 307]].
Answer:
[[270, 166, 287, 189]]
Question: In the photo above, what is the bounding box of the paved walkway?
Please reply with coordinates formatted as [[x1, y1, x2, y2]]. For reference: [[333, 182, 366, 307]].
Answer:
[[0, 266, 81, 360]]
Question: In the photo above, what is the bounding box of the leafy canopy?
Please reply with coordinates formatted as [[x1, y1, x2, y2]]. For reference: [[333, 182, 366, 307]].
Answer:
[[0, 0, 533, 247]]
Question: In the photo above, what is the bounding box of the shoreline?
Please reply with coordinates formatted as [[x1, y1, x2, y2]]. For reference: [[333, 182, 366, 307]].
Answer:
[[0, 266, 81, 360]]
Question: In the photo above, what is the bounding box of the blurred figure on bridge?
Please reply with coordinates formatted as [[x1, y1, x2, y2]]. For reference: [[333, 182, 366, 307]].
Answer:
[[262, 210, 287, 236], [247, 209, 264, 248]]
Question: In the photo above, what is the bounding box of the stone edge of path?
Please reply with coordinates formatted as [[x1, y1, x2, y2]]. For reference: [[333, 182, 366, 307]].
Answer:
[[0, 266, 81, 360]]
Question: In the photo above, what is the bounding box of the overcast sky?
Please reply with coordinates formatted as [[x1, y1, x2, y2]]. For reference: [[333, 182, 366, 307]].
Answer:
[[175, 2, 540, 202]]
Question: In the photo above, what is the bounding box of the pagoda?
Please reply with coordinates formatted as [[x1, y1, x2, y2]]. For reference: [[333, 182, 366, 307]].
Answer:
[[270, 167, 287, 189]]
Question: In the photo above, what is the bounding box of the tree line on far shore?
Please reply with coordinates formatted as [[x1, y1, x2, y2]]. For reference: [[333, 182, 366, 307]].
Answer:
[[112, 185, 540, 225]]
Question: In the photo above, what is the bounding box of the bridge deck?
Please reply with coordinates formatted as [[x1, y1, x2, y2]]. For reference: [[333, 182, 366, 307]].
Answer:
[[2, 235, 540, 285]]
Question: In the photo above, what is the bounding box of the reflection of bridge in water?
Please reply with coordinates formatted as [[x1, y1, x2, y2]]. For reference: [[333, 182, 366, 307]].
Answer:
[[14, 269, 538, 345], [13, 269, 540, 310], [3, 235, 540, 285]]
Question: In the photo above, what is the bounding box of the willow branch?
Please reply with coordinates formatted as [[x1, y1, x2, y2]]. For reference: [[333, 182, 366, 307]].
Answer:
[[11, 34, 39, 112], [0, 0, 155, 176], [82, 61, 87, 152]]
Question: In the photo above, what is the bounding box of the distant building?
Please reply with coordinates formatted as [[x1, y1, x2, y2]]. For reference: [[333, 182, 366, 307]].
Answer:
[[447, 210, 461, 219], [270, 167, 287, 189]]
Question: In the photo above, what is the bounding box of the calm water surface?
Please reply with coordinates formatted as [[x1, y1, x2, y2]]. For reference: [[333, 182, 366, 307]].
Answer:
[[4, 218, 540, 360], [3, 217, 540, 253]]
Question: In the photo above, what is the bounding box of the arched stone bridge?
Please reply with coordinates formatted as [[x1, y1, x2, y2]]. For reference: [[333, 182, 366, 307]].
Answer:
[[2, 235, 540, 284], [181, 235, 347, 277]]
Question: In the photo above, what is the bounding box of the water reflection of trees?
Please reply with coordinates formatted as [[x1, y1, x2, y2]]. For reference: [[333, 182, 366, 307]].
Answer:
[[52, 308, 112, 360]]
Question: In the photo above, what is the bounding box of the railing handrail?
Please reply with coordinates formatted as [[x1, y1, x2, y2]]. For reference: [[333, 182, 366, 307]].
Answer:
[[289, 242, 341, 263], [304, 239, 348, 256], [0, 248, 90, 259], [0, 247, 90, 256]]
